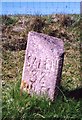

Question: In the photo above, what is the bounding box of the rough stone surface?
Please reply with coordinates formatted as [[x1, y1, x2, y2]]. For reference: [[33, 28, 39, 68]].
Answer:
[[22, 31, 64, 101]]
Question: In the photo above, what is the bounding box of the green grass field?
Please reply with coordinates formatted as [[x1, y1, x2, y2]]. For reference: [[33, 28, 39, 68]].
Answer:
[[1, 14, 82, 120]]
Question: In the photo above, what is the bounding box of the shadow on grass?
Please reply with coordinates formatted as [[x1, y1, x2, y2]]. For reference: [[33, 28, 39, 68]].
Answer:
[[61, 87, 82, 100], [66, 87, 82, 100]]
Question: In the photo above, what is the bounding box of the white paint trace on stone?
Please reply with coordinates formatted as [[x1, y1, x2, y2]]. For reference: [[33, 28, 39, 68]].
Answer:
[[21, 31, 64, 101]]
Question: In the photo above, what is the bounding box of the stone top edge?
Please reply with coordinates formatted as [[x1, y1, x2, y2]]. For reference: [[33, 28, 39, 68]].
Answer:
[[29, 31, 64, 45], [28, 31, 64, 54]]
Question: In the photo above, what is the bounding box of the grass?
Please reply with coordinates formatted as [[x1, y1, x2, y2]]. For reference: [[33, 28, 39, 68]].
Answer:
[[1, 14, 82, 119], [2, 15, 18, 26], [2, 79, 82, 120]]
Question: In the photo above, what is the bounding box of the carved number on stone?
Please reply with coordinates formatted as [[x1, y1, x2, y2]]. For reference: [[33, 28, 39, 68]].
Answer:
[[32, 57, 36, 64]]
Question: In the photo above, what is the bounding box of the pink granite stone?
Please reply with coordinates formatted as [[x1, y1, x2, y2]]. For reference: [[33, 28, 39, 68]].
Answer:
[[22, 31, 64, 101]]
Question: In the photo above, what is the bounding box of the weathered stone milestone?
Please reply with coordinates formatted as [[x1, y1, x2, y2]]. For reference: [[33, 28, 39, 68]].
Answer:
[[21, 31, 64, 101]]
